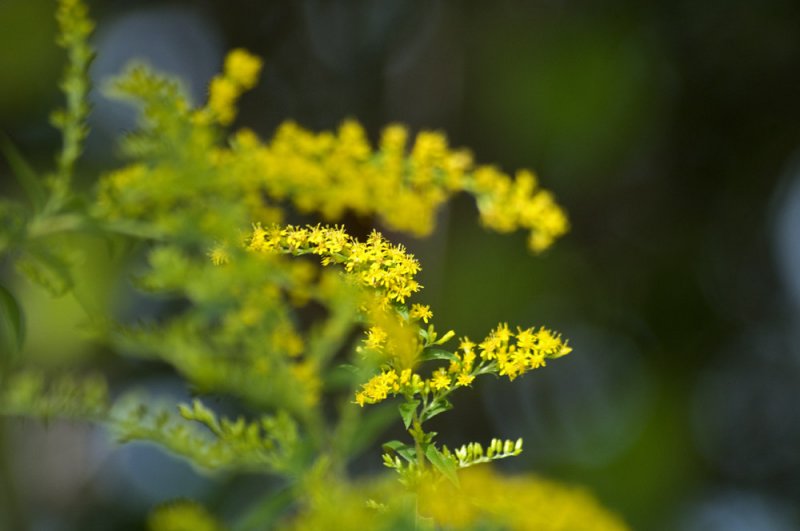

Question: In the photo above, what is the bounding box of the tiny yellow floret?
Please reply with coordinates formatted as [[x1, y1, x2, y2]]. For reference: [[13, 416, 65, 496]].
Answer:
[[409, 304, 433, 323], [208, 245, 230, 266], [224, 48, 263, 89], [429, 368, 451, 391], [208, 76, 238, 124]]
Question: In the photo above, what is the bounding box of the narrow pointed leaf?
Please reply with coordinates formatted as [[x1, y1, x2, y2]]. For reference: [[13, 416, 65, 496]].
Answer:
[[420, 348, 457, 362], [398, 399, 419, 429], [382, 440, 416, 462], [425, 445, 459, 486]]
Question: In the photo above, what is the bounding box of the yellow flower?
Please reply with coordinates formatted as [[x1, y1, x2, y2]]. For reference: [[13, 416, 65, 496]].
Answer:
[[364, 326, 388, 351], [354, 370, 399, 406], [224, 48, 262, 89], [429, 368, 451, 391], [409, 303, 433, 323], [456, 373, 475, 387], [249, 224, 422, 307], [459, 337, 476, 354], [208, 76, 238, 124], [534, 327, 562, 353], [495, 322, 512, 343], [529, 352, 547, 370], [515, 327, 537, 351], [208, 245, 229, 266]]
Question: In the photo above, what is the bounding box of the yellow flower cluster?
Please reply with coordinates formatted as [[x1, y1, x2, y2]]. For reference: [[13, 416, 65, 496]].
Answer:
[[353, 323, 571, 407], [232, 119, 567, 252], [354, 368, 422, 406], [207, 49, 263, 125], [479, 323, 572, 380], [248, 224, 421, 304], [418, 466, 629, 531], [99, 51, 566, 255], [148, 500, 223, 531], [363, 326, 388, 351], [472, 167, 569, 252], [284, 467, 628, 530]]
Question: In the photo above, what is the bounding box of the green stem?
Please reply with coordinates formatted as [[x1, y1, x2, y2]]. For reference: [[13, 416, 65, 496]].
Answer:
[[26, 213, 85, 239], [410, 411, 426, 473]]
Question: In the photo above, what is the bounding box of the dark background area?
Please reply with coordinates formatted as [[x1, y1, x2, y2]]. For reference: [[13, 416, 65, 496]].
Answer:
[[2, 1, 800, 529]]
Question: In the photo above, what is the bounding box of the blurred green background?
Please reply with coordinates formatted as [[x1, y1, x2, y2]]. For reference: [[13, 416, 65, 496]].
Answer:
[[2, 0, 800, 529]]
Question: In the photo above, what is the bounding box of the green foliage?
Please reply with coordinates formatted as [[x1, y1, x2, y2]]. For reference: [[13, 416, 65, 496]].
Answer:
[[0, 370, 108, 420], [112, 398, 299, 474], [148, 500, 224, 531], [0, 1, 629, 529], [0, 284, 24, 368], [51, 0, 94, 207]]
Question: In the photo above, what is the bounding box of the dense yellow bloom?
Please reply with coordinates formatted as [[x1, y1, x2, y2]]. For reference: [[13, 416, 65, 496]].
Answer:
[[354, 370, 399, 406], [353, 318, 571, 405], [228, 118, 567, 252], [479, 324, 571, 381], [354, 367, 423, 406], [364, 326, 388, 351], [224, 48, 263, 89], [43, 4, 606, 528], [248, 224, 421, 304], [208, 77, 238, 124], [418, 466, 629, 531], [205, 49, 263, 125], [473, 167, 569, 252]]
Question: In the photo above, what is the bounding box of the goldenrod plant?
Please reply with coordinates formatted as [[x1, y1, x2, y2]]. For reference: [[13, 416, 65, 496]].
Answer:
[[0, 1, 627, 529]]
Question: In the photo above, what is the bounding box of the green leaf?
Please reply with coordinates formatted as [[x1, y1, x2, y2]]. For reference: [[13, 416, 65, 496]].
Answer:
[[398, 399, 419, 429], [15, 247, 74, 297], [420, 348, 457, 362], [424, 445, 459, 486], [394, 304, 409, 320], [0, 284, 25, 367], [0, 133, 46, 211], [420, 398, 452, 423], [382, 440, 416, 462]]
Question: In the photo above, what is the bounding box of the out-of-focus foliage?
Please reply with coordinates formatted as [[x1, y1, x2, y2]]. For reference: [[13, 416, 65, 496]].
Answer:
[[0, 0, 626, 529]]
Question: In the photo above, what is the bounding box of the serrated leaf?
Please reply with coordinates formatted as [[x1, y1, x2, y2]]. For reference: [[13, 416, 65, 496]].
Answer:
[[383, 440, 416, 462], [425, 444, 459, 486], [420, 348, 457, 362], [398, 399, 419, 429], [0, 284, 25, 367]]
